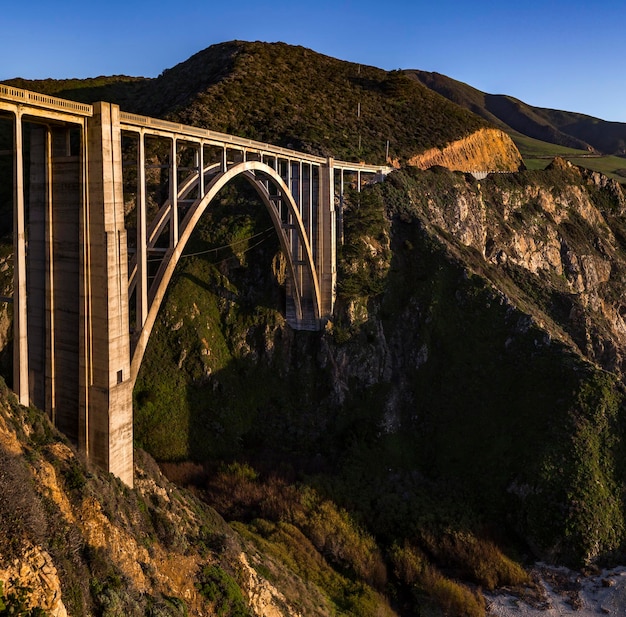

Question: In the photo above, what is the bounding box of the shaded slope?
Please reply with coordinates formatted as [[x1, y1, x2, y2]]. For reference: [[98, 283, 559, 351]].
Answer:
[[0, 374, 397, 617]]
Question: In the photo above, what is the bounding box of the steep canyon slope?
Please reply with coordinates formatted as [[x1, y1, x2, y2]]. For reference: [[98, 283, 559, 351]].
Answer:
[[132, 160, 626, 615]]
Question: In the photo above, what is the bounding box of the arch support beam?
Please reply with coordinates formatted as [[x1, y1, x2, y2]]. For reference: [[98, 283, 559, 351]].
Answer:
[[129, 161, 324, 385]]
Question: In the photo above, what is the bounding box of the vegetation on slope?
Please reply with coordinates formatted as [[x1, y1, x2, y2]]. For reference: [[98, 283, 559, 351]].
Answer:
[[153, 42, 490, 164], [0, 372, 399, 616], [3, 76, 148, 111], [5, 41, 490, 165], [131, 162, 626, 615]]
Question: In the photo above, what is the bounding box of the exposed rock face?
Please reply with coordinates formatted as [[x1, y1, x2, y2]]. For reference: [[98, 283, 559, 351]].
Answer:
[[399, 160, 626, 378], [0, 546, 67, 617], [0, 390, 319, 617], [239, 552, 303, 617], [407, 128, 523, 172]]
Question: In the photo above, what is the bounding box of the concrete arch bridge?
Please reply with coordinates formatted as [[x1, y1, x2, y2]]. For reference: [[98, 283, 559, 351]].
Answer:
[[0, 85, 391, 485]]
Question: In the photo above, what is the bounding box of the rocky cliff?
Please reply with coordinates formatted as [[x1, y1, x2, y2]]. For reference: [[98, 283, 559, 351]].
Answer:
[[405, 127, 523, 172], [0, 379, 395, 616], [401, 158, 626, 377]]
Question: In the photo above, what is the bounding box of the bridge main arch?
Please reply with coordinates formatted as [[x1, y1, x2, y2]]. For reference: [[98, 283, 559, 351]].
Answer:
[[129, 160, 322, 386]]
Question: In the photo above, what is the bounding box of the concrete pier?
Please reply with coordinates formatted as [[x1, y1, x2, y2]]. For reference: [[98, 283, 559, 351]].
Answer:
[[83, 102, 133, 486]]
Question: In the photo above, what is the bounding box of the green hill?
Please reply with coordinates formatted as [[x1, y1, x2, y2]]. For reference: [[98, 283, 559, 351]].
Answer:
[[5, 41, 490, 165], [407, 69, 626, 181], [146, 41, 491, 163]]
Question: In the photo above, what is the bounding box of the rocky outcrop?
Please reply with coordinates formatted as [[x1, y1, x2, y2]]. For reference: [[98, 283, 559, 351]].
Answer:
[[399, 160, 626, 377], [0, 546, 67, 617], [407, 127, 523, 173], [0, 390, 328, 617]]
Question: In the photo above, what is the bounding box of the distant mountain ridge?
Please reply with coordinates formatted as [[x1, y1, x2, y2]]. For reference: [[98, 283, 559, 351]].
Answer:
[[407, 69, 626, 156], [7, 41, 626, 167]]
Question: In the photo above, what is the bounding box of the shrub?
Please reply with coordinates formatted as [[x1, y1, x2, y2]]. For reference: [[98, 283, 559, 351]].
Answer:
[[419, 529, 530, 590], [390, 542, 486, 617], [296, 492, 388, 589], [424, 569, 485, 617], [206, 467, 388, 590], [0, 580, 48, 617], [196, 565, 250, 617]]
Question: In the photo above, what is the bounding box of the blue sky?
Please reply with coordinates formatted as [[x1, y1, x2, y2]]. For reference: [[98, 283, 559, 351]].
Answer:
[[2, 0, 625, 121]]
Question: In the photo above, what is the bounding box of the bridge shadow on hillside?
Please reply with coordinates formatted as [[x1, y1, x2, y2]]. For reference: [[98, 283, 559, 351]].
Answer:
[[133, 303, 336, 476]]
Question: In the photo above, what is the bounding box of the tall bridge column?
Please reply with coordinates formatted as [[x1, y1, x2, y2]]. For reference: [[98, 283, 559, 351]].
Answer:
[[83, 102, 133, 486], [12, 111, 28, 406], [318, 157, 336, 319], [29, 126, 84, 441]]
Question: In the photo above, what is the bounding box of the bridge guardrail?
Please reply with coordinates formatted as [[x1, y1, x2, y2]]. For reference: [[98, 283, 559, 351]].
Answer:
[[0, 84, 93, 115], [120, 111, 330, 164], [0, 84, 392, 175], [334, 160, 393, 175]]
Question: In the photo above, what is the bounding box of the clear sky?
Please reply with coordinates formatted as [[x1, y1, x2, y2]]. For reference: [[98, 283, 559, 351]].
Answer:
[[2, 0, 625, 122]]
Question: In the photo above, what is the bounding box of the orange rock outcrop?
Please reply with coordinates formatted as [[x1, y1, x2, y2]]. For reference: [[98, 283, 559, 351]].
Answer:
[[407, 128, 522, 172]]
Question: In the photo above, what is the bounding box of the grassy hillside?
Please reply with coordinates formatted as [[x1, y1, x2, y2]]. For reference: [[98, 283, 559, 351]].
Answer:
[[5, 41, 490, 165], [407, 69, 626, 182], [503, 134, 626, 181]]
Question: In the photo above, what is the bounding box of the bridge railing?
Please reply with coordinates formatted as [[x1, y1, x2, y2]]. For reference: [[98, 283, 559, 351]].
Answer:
[[0, 84, 93, 116], [335, 159, 393, 175], [119, 112, 393, 175], [119, 111, 330, 164], [0, 84, 392, 175]]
